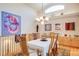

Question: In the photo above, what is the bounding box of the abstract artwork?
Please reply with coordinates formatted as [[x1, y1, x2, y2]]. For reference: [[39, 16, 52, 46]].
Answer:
[[65, 22, 75, 30], [45, 24, 52, 31], [1, 11, 21, 36]]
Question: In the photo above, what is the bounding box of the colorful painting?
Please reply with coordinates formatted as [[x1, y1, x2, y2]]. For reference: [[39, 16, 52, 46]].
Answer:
[[65, 22, 75, 30], [1, 11, 21, 36]]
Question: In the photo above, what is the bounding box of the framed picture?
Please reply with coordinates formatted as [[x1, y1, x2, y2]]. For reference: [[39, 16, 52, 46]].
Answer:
[[55, 23, 61, 30], [1, 11, 21, 36], [65, 22, 75, 30], [45, 24, 52, 31]]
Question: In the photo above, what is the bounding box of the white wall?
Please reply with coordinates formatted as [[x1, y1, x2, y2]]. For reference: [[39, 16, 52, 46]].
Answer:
[[0, 4, 37, 36], [38, 15, 79, 36]]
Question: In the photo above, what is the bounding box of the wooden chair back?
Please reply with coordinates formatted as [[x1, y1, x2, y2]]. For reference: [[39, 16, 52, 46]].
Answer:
[[28, 34, 33, 41], [26, 34, 31, 41], [70, 37, 79, 56], [32, 33, 40, 40], [58, 36, 71, 46], [58, 36, 71, 55], [15, 34, 29, 56], [50, 32, 55, 40], [58, 36, 79, 56], [70, 37, 79, 48], [48, 33, 58, 56]]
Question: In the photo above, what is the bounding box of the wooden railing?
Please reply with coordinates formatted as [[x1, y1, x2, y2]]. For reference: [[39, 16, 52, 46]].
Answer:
[[0, 33, 41, 56], [0, 35, 20, 56]]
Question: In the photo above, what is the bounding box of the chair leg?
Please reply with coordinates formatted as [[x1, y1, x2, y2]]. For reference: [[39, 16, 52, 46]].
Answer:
[[51, 48, 58, 56], [36, 49, 42, 56]]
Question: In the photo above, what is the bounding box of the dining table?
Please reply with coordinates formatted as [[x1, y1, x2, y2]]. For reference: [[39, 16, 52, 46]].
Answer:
[[27, 38, 51, 56]]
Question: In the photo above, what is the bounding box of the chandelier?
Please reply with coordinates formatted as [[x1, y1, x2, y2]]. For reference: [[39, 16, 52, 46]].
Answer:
[[35, 3, 49, 25]]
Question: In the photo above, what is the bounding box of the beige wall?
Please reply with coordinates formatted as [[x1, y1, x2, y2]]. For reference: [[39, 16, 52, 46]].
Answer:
[[37, 15, 79, 36], [0, 4, 37, 36]]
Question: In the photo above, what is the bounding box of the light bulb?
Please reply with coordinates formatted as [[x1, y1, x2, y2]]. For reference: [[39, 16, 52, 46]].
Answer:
[[36, 18, 40, 21], [45, 17, 49, 21], [41, 21, 44, 25], [40, 16, 43, 20]]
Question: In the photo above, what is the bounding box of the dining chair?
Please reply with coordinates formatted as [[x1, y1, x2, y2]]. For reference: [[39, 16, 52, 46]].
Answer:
[[28, 34, 34, 41], [58, 36, 71, 56], [32, 33, 40, 40], [26, 34, 32, 41], [15, 34, 42, 56], [69, 37, 79, 56], [48, 33, 58, 56], [41, 33, 47, 39], [73, 37, 79, 40], [49, 32, 55, 39], [19, 34, 30, 56], [70, 37, 79, 48], [58, 36, 72, 47]]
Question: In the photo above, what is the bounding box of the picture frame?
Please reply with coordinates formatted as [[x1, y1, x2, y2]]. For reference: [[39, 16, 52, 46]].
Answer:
[[45, 24, 52, 31], [1, 11, 21, 36], [55, 23, 61, 30], [65, 22, 75, 30]]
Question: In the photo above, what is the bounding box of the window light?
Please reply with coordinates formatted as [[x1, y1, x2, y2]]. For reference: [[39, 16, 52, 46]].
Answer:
[[45, 5, 64, 14]]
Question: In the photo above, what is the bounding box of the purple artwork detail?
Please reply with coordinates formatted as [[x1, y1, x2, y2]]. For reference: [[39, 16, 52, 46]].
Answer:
[[2, 11, 21, 36]]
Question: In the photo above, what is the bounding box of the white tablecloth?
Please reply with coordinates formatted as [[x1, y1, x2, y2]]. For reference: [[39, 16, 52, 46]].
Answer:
[[27, 38, 51, 56]]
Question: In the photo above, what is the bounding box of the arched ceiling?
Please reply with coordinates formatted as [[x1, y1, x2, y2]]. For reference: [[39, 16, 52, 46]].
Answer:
[[25, 3, 79, 17]]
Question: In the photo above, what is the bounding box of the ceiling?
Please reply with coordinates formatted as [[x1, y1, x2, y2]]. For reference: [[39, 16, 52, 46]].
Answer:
[[25, 3, 79, 17]]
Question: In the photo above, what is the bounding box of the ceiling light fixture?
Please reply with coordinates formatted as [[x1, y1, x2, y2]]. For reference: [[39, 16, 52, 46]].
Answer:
[[45, 5, 64, 14], [35, 3, 49, 25]]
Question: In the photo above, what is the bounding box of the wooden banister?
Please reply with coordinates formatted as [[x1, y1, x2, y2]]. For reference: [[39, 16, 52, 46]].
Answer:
[[0, 35, 17, 56]]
